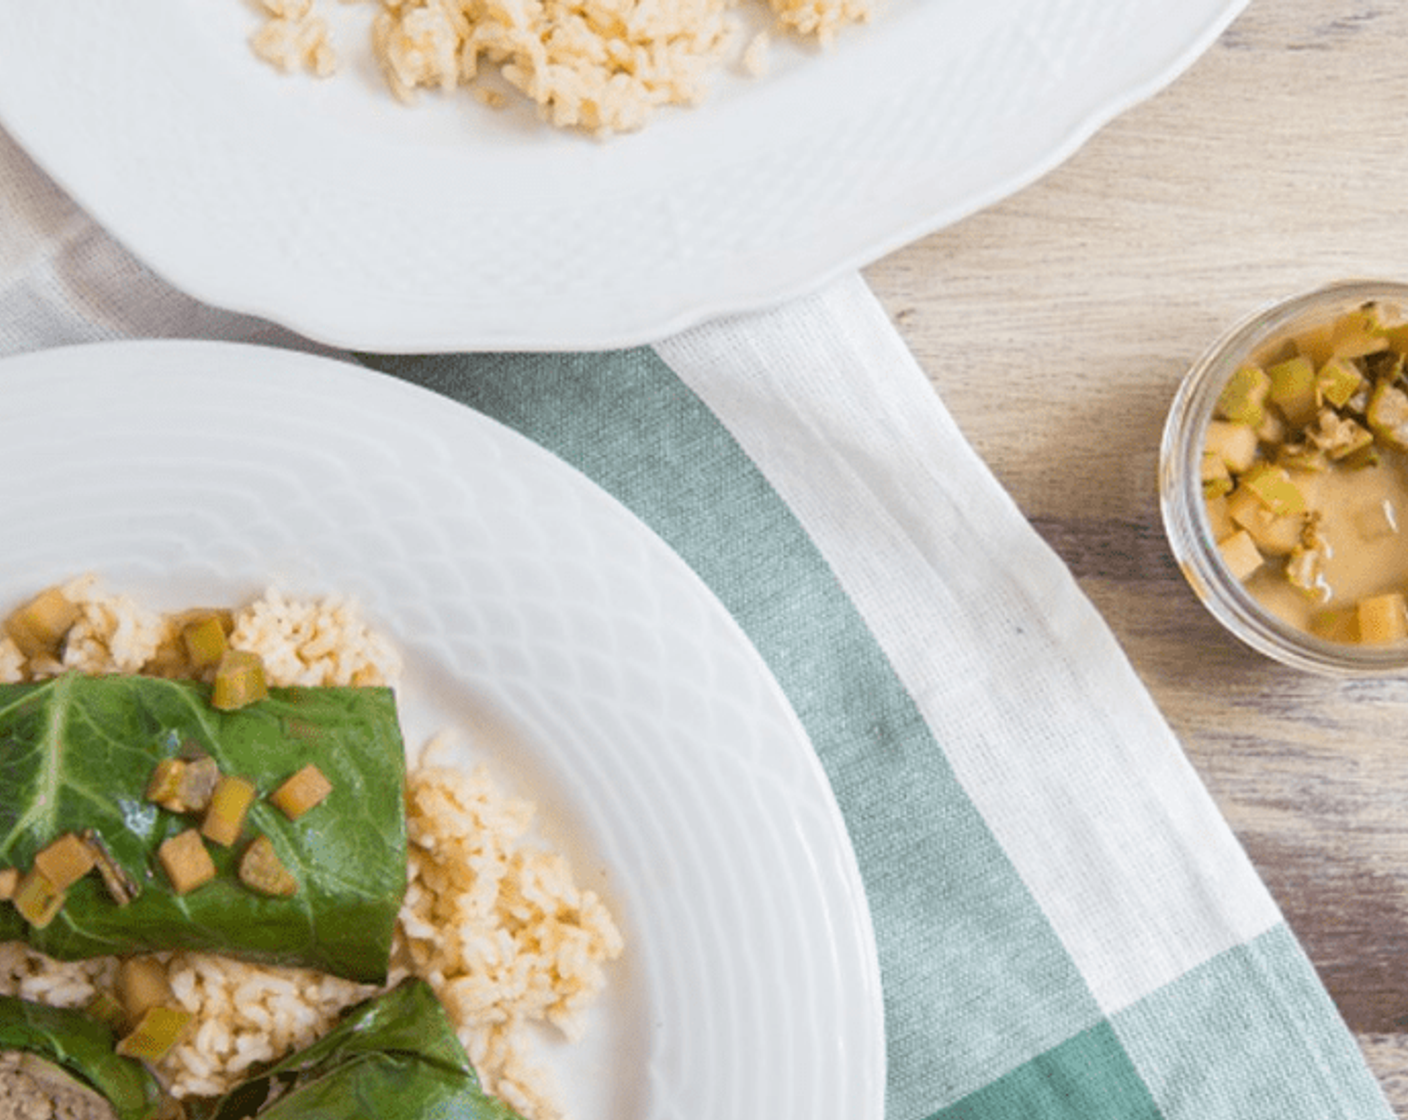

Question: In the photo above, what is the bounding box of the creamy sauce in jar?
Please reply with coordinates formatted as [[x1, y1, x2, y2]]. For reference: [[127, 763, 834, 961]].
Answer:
[[1241, 448, 1408, 636]]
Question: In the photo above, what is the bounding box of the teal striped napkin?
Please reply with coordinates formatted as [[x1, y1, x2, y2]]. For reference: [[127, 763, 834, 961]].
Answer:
[[356, 277, 1394, 1120], [0, 129, 1394, 1119]]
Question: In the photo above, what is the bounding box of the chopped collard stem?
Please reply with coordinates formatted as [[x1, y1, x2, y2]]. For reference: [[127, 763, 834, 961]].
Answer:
[[180, 613, 230, 672], [3, 587, 80, 658], [0, 582, 620, 1120], [238, 835, 298, 898], [83, 830, 138, 906], [201, 776, 257, 848], [116, 1006, 192, 1063], [117, 956, 175, 1027], [270, 763, 332, 820], [177, 757, 222, 814], [145, 758, 185, 808], [146, 755, 223, 815], [157, 830, 217, 896], [33, 832, 97, 891], [13, 870, 65, 929], [210, 649, 268, 711]]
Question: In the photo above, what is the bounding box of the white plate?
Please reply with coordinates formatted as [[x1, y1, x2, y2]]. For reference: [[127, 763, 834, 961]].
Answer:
[[0, 340, 885, 1120], [0, 0, 1245, 352]]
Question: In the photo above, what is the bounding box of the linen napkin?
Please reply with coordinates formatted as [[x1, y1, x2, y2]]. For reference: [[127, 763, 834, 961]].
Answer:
[[0, 124, 1395, 1120]]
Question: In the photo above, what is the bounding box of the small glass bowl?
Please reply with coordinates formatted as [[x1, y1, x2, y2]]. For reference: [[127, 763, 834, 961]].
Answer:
[[1159, 279, 1408, 676]]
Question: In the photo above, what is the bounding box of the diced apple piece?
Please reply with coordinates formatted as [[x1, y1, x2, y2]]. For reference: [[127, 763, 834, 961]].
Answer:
[[1309, 606, 1359, 643], [1218, 529, 1265, 581], [1201, 451, 1232, 498], [1241, 463, 1307, 516], [1292, 323, 1336, 367], [157, 830, 216, 895], [4, 587, 80, 659], [1204, 420, 1259, 474], [1357, 592, 1408, 644], [1216, 364, 1270, 426], [1317, 356, 1366, 408], [1227, 486, 1304, 555], [1332, 305, 1391, 358], [1367, 379, 1408, 451], [1267, 355, 1318, 427], [1205, 495, 1236, 542]]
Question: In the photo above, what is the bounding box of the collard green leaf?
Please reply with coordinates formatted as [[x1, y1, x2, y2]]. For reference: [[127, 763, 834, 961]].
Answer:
[[0, 994, 164, 1120], [0, 675, 407, 983], [199, 979, 524, 1120]]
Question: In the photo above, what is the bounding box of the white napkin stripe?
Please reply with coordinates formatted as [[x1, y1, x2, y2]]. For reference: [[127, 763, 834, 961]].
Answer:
[[656, 274, 1282, 1016]]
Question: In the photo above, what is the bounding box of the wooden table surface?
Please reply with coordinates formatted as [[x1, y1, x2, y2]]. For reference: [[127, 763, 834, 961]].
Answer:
[[864, 0, 1408, 1109]]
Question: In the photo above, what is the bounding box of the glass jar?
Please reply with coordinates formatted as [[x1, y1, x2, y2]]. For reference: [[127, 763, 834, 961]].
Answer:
[[1159, 279, 1408, 676]]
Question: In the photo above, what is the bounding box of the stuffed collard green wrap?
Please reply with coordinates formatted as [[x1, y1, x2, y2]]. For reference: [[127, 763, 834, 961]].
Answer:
[[0, 674, 407, 983], [196, 979, 524, 1120], [0, 995, 165, 1120]]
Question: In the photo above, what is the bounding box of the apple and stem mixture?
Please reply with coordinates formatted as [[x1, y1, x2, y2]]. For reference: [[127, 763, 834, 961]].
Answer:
[[1204, 301, 1408, 644]]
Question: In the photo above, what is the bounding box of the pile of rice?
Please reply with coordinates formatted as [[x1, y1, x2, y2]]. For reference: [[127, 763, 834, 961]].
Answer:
[[250, 0, 873, 135], [0, 575, 623, 1120]]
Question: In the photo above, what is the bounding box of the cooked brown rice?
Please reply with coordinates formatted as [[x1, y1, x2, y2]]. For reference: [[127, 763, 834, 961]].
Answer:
[[0, 578, 622, 1120], [251, 0, 873, 135]]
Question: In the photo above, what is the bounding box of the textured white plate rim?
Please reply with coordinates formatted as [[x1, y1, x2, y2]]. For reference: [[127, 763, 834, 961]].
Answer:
[[0, 338, 885, 1120], [0, 0, 1248, 352]]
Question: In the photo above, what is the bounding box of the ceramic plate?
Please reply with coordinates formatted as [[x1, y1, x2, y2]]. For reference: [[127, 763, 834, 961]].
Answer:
[[0, 339, 885, 1120], [0, 1, 1245, 351]]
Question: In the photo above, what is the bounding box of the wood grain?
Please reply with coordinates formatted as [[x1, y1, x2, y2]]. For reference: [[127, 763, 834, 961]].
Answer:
[[863, 0, 1408, 1110]]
